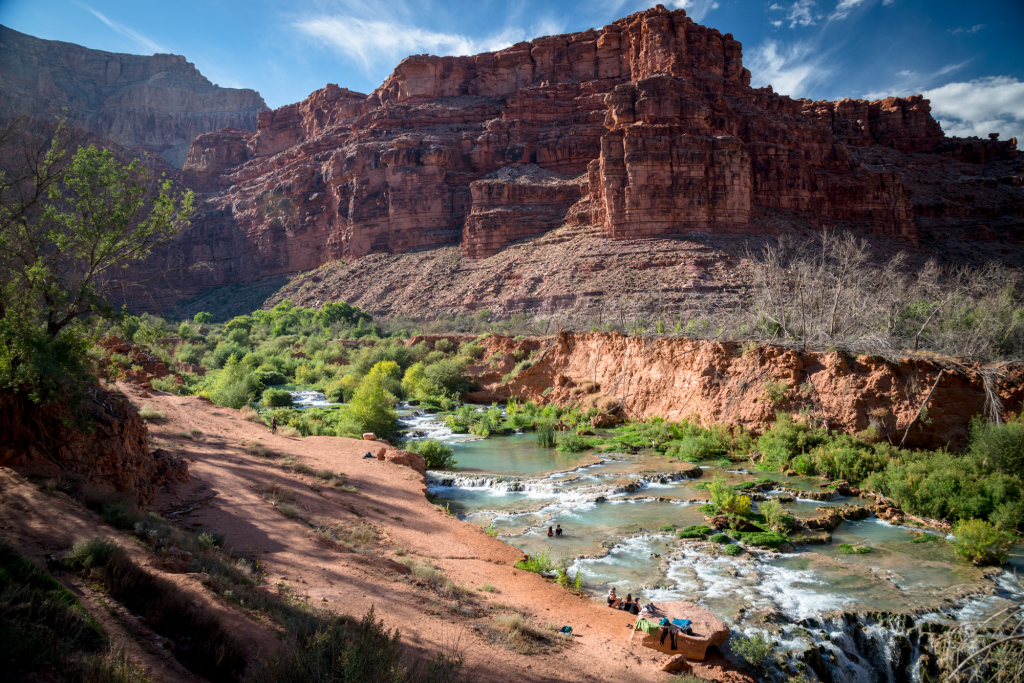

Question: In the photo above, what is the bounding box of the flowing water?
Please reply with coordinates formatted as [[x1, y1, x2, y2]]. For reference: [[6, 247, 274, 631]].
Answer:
[[405, 409, 1024, 682]]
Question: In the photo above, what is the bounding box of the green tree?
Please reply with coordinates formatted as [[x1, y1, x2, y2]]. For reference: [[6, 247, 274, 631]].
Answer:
[[346, 361, 399, 439], [193, 311, 212, 325], [0, 120, 193, 403]]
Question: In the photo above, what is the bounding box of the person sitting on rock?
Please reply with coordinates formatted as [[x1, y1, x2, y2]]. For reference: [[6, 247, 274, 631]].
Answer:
[[555, 524, 563, 537], [607, 587, 620, 608], [547, 526, 554, 537], [625, 594, 640, 615]]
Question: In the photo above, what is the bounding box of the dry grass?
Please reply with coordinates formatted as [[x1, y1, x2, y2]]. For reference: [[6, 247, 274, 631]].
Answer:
[[138, 405, 165, 420], [244, 442, 277, 459], [258, 482, 295, 506], [485, 613, 571, 655], [311, 520, 379, 552], [239, 406, 261, 422], [292, 463, 348, 487], [278, 426, 302, 438]]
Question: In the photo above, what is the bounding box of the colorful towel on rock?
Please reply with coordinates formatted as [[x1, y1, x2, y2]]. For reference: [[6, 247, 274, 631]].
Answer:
[[671, 619, 691, 630], [633, 617, 661, 636]]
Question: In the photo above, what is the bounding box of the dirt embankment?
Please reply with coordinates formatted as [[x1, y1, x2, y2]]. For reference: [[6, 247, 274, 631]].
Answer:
[[0, 385, 189, 504], [462, 332, 1024, 450]]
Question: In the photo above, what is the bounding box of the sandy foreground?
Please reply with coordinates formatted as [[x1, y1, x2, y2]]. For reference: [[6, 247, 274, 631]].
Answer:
[[1, 384, 754, 683]]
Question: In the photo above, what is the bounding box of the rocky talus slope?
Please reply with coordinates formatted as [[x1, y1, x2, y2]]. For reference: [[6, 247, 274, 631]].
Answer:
[[137, 4, 1022, 313], [0, 25, 267, 167]]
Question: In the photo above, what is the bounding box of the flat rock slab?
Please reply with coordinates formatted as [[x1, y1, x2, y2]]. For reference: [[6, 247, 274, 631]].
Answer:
[[630, 601, 729, 660]]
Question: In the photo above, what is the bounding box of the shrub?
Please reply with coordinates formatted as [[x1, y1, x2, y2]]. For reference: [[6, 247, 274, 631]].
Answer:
[[278, 426, 302, 438], [709, 533, 730, 544], [239, 406, 261, 422], [536, 423, 556, 448], [514, 549, 555, 573], [968, 415, 1024, 477], [137, 405, 165, 420], [952, 518, 1012, 566], [256, 370, 287, 386], [731, 632, 774, 670], [759, 498, 795, 532], [557, 431, 589, 453], [423, 358, 470, 395], [262, 387, 293, 407], [658, 524, 675, 532], [677, 525, 711, 539], [763, 379, 789, 406], [175, 342, 204, 366], [838, 544, 871, 554], [434, 339, 454, 353], [408, 439, 458, 470], [212, 341, 247, 368], [205, 355, 263, 409], [724, 543, 742, 556], [733, 530, 789, 548], [756, 412, 829, 470], [458, 342, 485, 359]]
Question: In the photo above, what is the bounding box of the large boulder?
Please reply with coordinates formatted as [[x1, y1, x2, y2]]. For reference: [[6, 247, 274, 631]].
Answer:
[[375, 447, 427, 476], [631, 601, 729, 660]]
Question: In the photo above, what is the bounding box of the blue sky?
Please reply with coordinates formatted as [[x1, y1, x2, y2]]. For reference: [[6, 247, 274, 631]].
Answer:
[[2, 0, 1022, 142]]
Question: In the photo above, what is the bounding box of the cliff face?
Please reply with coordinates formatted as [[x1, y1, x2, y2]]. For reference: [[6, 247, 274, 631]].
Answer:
[[149, 6, 1020, 312], [0, 25, 268, 167], [465, 333, 1024, 451]]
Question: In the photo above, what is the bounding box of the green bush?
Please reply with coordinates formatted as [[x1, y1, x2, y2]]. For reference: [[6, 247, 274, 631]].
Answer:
[[733, 530, 789, 548], [838, 544, 871, 554], [408, 440, 458, 470], [968, 415, 1024, 477], [212, 341, 247, 368], [759, 498, 795, 532], [952, 518, 1012, 566], [731, 632, 774, 670], [514, 549, 554, 574], [458, 342, 485, 359], [677, 525, 711, 539], [709, 533, 730, 544], [262, 388, 293, 407], [724, 543, 742, 556], [423, 358, 470, 396], [756, 412, 829, 469], [175, 342, 204, 366], [256, 370, 287, 386], [205, 355, 263, 409], [536, 422, 556, 448], [557, 431, 589, 453], [658, 524, 675, 532]]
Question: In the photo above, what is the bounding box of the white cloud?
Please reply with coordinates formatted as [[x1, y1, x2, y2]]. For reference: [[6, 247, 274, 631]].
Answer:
[[663, 0, 720, 22], [769, 3, 785, 9], [747, 38, 830, 96], [75, 1, 166, 54], [882, 0, 894, 4], [830, 0, 868, 20], [923, 76, 1024, 143], [295, 17, 529, 71], [896, 69, 917, 77], [786, 0, 817, 28], [951, 24, 984, 34], [771, 20, 783, 27], [935, 60, 971, 77]]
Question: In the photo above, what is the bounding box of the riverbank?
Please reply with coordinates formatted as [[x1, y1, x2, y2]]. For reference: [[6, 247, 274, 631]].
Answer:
[[1, 381, 756, 683]]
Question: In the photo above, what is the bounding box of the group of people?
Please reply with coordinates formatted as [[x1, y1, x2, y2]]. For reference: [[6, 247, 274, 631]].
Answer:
[[546, 525, 563, 537], [606, 587, 641, 615]]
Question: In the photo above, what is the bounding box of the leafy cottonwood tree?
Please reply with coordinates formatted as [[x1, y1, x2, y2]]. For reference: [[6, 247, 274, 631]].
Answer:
[[0, 118, 194, 399]]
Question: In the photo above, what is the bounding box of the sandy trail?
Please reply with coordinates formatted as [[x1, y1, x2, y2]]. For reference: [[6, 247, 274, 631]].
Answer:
[[4, 382, 753, 683]]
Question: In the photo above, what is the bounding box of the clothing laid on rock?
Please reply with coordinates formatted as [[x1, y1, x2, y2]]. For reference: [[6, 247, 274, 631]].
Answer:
[[633, 617, 661, 636]]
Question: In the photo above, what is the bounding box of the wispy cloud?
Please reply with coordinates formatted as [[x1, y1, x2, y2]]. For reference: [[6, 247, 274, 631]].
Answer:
[[830, 0, 868, 20], [785, 0, 818, 28], [295, 17, 538, 72], [924, 76, 1024, 143], [74, 1, 166, 54], [951, 24, 984, 34], [663, 0, 720, 22], [748, 38, 831, 96], [935, 59, 971, 76]]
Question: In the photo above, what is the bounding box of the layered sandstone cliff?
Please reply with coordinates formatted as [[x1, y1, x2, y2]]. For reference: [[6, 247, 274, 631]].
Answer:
[[141, 5, 1020, 311], [0, 25, 268, 167]]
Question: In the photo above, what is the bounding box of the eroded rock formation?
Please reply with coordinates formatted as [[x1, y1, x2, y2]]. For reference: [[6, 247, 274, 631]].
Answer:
[[0, 25, 267, 167], [137, 6, 1020, 311]]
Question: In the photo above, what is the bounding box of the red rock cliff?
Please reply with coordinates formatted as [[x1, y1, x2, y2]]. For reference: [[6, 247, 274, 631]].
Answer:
[[151, 5, 1019, 309]]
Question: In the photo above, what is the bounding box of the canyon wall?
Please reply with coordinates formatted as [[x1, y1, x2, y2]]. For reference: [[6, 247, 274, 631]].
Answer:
[[81, 5, 1012, 312], [0, 25, 268, 167]]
